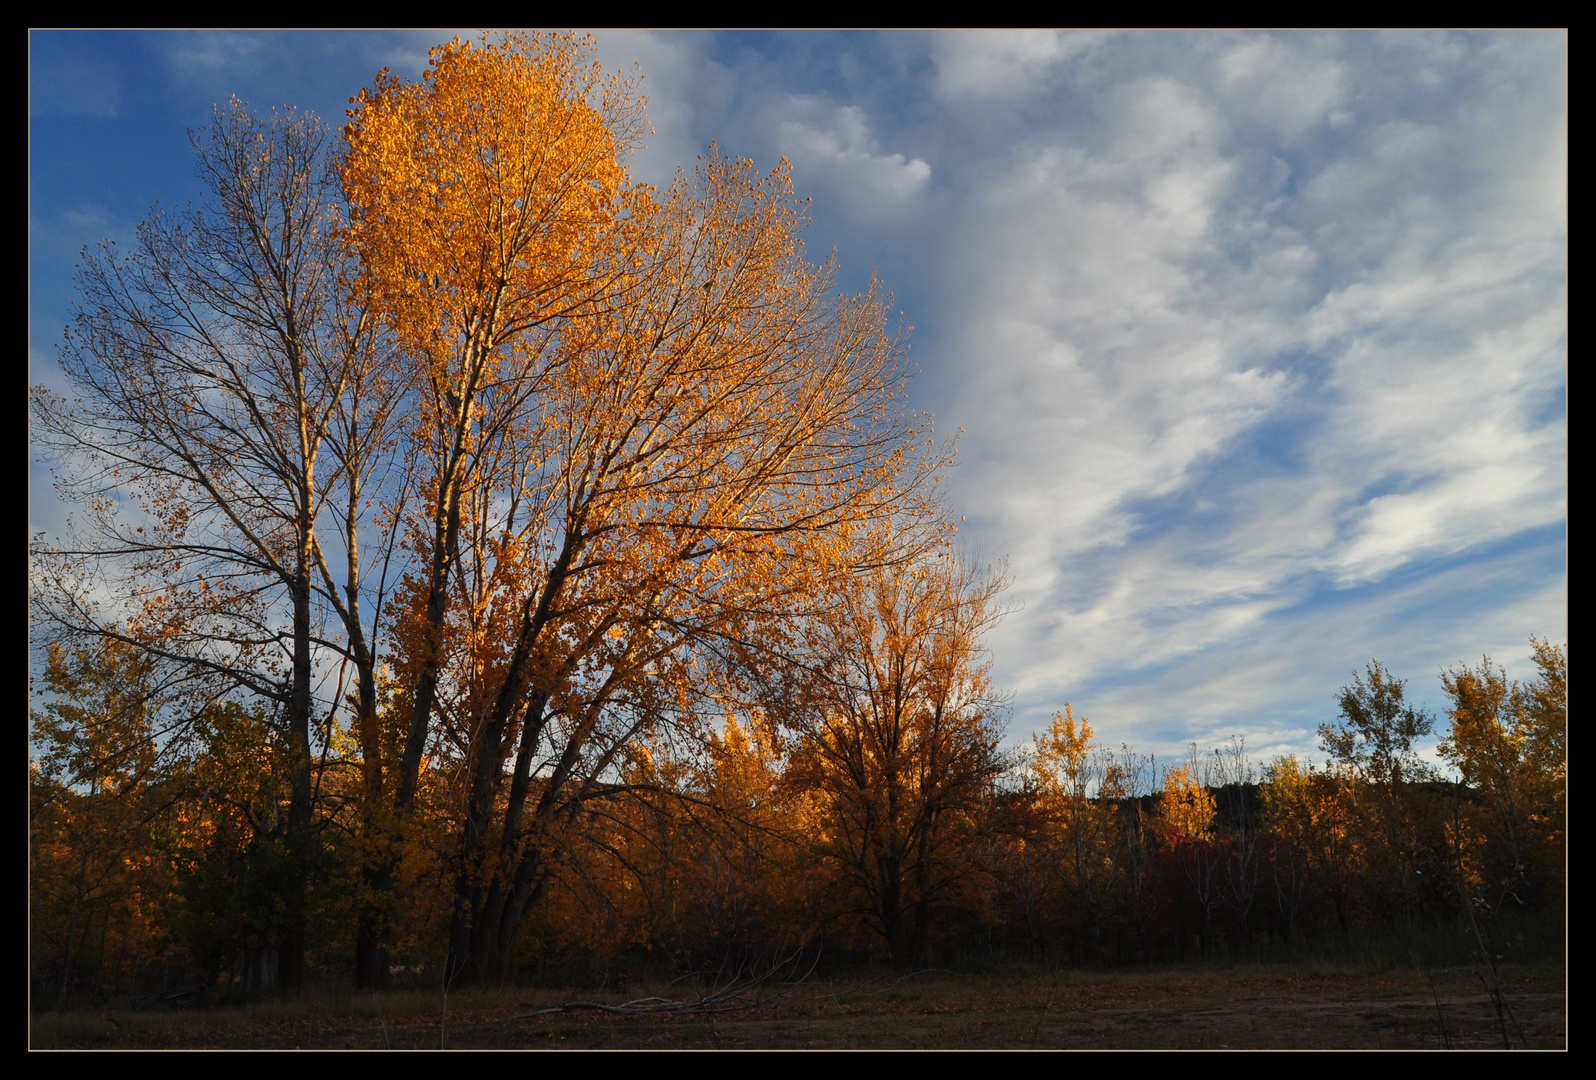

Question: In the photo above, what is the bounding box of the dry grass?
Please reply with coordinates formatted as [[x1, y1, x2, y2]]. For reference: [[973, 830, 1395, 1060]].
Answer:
[[30, 961, 1565, 1050]]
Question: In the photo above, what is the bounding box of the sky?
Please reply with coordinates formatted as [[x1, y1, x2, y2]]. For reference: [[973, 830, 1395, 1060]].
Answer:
[[29, 29, 1566, 771]]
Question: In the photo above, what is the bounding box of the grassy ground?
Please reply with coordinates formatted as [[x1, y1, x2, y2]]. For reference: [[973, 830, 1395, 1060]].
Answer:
[[31, 961, 1565, 1049]]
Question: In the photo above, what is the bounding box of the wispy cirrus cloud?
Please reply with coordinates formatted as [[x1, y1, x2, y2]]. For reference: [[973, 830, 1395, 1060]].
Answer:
[[895, 31, 1565, 754]]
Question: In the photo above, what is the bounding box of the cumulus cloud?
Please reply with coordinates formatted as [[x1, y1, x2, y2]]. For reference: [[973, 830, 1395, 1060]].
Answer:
[[776, 100, 931, 215]]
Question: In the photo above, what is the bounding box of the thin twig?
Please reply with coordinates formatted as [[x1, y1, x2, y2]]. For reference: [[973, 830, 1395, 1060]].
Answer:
[[1423, 967, 1451, 1050]]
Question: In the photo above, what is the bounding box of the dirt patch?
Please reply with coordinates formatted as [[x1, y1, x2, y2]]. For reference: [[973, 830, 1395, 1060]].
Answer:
[[30, 963, 1565, 1050]]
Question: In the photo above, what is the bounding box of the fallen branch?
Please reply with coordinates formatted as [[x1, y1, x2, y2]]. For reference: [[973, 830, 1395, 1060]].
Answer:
[[123, 984, 207, 1007], [817, 968, 950, 1001]]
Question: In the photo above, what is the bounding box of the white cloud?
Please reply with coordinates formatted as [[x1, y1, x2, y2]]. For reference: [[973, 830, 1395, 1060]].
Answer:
[[945, 75, 1283, 574], [1212, 34, 1347, 137], [586, 30, 728, 189], [776, 101, 930, 215], [931, 29, 1112, 98]]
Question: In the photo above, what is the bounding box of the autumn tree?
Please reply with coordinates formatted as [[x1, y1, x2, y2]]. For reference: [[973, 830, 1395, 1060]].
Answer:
[[30, 641, 170, 1005], [337, 30, 656, 988], [773, 554, 1007, 968], [154, 700, 309, 992], [1518, 637, 1567, 896], [1320, 661, 1434, 925], [339, 33, 949, 986], [670, 717, 819, 962], [339, 31, 646, 823], [546, 716, 823, 970], [420, 152, 943, 983], [1162, 752, 1222, 955], [1032, 706, 1125, 964], [1260, 756, 1318, 943], [1439, 639, 1567, 911], [984, 795, 1054, 962]]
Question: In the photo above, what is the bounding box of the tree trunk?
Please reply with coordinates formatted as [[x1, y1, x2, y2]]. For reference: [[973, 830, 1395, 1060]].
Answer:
[[278, 580, 315, 991]]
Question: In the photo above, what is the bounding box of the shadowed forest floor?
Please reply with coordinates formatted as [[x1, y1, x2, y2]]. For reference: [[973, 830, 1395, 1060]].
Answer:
[[31, 962, 1564, 1050]]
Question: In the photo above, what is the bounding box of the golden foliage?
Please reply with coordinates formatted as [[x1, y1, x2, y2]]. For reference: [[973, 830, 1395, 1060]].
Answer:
[[342, 32, 645, 359], [775, 553, 1006, 965], [1439, 639, 1566, 901], [1162, 762, 1216, 842]]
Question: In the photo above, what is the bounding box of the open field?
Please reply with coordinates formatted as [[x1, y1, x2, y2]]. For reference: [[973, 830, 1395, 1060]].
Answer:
[[31, 961, 1564, 1050]]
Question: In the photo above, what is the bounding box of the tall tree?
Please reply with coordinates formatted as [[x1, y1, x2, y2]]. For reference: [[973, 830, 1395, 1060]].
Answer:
[[338, 31, 649, 985], [343, 33, 948, 985], [34, 33, 955, 990], [423, 151, 945, 984], [32, 100, 371, 988], [340, 31, 647, 824]]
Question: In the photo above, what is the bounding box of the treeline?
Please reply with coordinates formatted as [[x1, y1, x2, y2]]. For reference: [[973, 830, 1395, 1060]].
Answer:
[[30, 637, 1564, 1003], [985, 643, 1565, 967]]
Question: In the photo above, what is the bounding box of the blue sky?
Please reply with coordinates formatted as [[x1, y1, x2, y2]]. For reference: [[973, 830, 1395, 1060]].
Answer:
[[29, 30, 1566, 769]]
